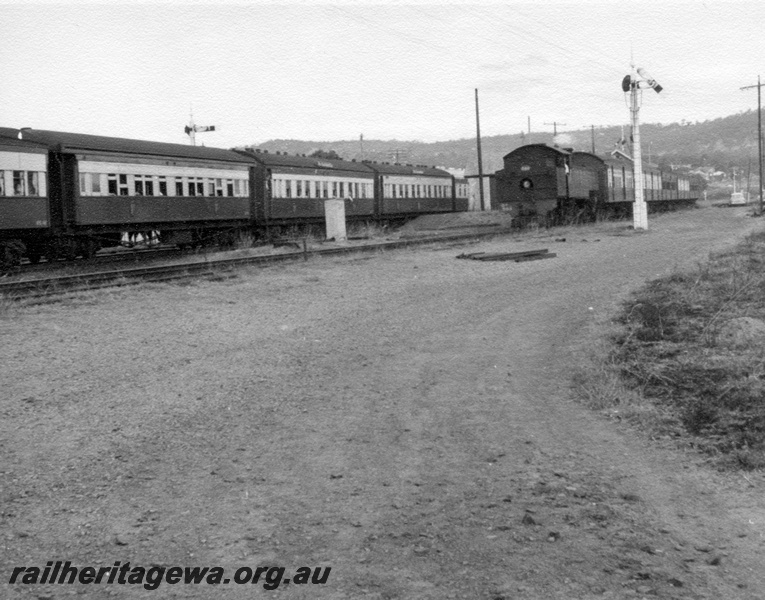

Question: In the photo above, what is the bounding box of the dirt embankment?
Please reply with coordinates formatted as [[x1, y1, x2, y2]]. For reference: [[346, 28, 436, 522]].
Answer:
[[2, 206, 764, 599]]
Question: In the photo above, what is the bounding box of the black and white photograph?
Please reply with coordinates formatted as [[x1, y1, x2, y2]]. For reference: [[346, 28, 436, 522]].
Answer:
[[2, 1, 764, 598]]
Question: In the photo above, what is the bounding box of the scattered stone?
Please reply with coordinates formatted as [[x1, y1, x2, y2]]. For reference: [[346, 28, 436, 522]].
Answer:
[[694, 544, 712, 553], [546, 531, 560, 542], [502, 496, 513, 503], [667, 577, 684, 587], [113, 535, 128, 546], [621, 493, 641, 502], [708, 555, 723, 566], [521, 513, 537, 526], [329, 474, 343, 479]]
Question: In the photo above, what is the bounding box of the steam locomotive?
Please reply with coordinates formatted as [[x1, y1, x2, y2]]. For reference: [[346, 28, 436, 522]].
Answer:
[[492, 144, 698, 225]]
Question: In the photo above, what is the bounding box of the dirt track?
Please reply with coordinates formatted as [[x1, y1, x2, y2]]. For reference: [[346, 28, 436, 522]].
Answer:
[[2, 205, 765, 599]]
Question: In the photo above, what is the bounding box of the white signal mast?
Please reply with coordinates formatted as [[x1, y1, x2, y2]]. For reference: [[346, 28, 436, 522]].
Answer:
[[184, 109, 217, 146], [622, 64, 662, 230]]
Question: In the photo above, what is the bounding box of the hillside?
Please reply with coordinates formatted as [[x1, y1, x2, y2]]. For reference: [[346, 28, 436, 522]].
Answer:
[[246, 110, 762, 177]]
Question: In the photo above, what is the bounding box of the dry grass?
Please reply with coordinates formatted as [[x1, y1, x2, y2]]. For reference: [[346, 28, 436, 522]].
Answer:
[[577, 230, 765, 470], [347, 220, 389, 239]]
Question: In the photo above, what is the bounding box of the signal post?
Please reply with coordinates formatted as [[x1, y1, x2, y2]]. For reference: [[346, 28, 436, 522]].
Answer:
[[622, 66, 662, 230]]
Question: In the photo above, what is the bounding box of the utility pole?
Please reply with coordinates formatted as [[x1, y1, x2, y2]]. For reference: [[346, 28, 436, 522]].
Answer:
[[527, 116, 531, 135], [741, 76, 764, 215], [475, 88, 485, 211], [591, 125, 596, 154], [544, 121, 567, 137], [359, 134, 364, 161], [386, 148, 408, 163]]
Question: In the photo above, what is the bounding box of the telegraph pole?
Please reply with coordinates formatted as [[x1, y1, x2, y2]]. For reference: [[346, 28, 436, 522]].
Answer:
[[591, 125, 596, 154], [544, 121, 567, 137], [386, 148, 408, 163], [740, 76, 764, 215], [475, 88, 485, 211]]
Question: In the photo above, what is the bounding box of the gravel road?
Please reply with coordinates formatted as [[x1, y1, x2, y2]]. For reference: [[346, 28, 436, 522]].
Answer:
[[2, 205, 764, 599]]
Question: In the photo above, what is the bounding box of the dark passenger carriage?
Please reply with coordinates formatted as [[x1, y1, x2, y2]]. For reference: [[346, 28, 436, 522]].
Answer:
[[1, 128, 253, 256], [362, 161, 456, 216], [0, 134, 50, 264], [234, 149, 376, 224]]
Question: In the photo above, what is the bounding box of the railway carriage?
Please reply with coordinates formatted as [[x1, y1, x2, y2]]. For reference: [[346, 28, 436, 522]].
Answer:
[[0, 128, 253, 256], [0, 136, 50, 266], [363, 161, 455, 216], [235, 148, 376, 225], [453, 177, 470, 211], [604, 156, 696, 209]]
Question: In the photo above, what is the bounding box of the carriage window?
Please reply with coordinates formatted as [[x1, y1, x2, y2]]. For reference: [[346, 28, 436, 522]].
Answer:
[[322, 181, 329, 198], [90, 173, 101, 195], [187, 178, 196, 196], [144, 178, 154, 196], [215, 178, 224, 197], [207, 180, 215, 197], [13, 171, 25, 195], [0, 172, 4, 196], [108, 174, 118, 195], [158, 177, 167, 196], [176, 178, 184, 196], [134, 178, 144, 195], [119, 174, 129, 196]]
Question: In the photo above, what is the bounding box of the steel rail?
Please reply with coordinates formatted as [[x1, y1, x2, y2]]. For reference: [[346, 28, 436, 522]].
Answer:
[[1, 227, 511, 301]]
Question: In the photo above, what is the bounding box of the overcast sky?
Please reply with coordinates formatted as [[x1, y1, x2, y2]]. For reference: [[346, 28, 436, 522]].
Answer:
[[2, 1, 763, 149]]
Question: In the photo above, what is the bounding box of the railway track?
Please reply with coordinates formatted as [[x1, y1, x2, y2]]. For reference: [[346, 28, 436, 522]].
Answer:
[[0, 227, 508, 301]]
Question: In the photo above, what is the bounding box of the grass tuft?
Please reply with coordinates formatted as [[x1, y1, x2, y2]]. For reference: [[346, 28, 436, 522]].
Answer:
[[577, 230, 765, 470]]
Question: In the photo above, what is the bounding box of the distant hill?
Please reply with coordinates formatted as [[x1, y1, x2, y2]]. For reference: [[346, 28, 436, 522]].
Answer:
[[245, 110, 762, 177]]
